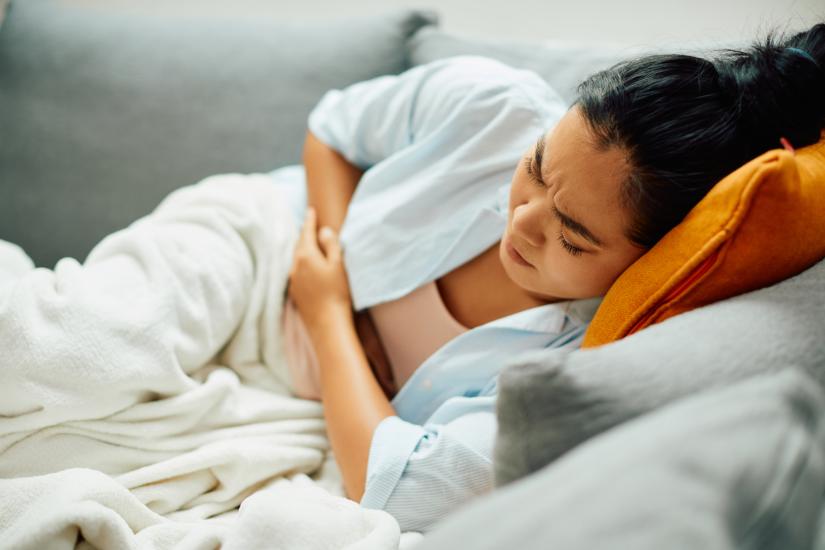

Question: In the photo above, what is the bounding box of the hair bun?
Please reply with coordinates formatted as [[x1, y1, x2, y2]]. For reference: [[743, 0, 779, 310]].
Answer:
[[713, 24, 825, 151], [784, 46, 820, 68]]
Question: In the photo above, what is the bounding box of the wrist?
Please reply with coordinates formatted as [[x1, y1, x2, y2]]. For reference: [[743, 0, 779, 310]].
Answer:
[[307, 301, 354, 340]]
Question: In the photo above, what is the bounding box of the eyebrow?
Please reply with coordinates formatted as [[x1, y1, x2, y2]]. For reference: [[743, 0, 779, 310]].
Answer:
[[533, 133, 605, 248], [533, 134, 547, 184], [552, 204, 605, 248]]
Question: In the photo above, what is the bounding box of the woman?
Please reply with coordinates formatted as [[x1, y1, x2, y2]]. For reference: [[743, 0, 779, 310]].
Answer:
[[282, 22, 825, 531]]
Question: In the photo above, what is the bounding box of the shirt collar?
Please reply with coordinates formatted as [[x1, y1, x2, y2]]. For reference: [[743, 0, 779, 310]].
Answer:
[[473, 301, 564, 334], [481, 294, 602, 334], [562, 295, 603, 326]]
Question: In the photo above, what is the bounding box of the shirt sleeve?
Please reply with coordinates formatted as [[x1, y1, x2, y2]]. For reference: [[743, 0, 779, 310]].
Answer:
[[359, 400, 497, 533], [307, 55, 558, 170]]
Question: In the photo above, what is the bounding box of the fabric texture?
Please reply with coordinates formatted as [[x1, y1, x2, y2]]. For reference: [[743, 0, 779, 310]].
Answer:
[[583, 130, 825, 347], [1, 470, 408, 550], [419, 368, 825, 550], [0, 173, 424, 548], [0, 0, 437, 268], [493, 254, 825, 486]]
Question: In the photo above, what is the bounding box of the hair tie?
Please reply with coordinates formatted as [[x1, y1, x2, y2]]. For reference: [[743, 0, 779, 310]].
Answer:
[[786, 46, 819, 67]]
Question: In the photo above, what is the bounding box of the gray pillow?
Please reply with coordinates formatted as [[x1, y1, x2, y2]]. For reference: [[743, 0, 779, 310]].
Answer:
[[0, 1, 437, 267], [407, 26, 748, 109], [418, 368, 825, 550], [408, 26, 641, 105], [407, 26, 748, 105], [493, 256, 825, 486]]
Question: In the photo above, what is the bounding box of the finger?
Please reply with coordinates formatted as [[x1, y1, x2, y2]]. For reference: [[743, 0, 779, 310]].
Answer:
[[298, 207, 319, 253], [318, 226, 342, 262], [301, 207, 317, 238]]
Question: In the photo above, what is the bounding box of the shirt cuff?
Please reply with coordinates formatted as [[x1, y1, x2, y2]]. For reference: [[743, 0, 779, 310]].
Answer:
[[359, 415, 428, 511], [307, 90, 351, 162]]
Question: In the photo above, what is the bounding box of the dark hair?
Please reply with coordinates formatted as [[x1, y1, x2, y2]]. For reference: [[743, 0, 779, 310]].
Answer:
[[573, 22, 825, 249]]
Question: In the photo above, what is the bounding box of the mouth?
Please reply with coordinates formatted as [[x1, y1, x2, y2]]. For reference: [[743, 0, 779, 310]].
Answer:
[[505, 235, 534, 267]]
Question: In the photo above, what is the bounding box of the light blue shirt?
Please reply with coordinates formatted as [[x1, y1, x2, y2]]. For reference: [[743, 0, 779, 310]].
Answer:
[[268, 55, 603, 532]]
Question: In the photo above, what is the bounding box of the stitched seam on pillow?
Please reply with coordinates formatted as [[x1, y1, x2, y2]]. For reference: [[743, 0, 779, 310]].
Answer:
[[622, 236, 725, 336], [645, 246, 725, 327]]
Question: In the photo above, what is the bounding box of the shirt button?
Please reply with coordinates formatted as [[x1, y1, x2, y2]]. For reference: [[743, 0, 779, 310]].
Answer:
[[422, 379, 432, 390]]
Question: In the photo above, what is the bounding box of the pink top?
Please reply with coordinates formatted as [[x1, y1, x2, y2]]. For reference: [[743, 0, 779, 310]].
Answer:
[[281, 281, 469, 401]]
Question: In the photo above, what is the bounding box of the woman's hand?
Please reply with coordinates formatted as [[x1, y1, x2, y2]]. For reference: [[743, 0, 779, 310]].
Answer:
[[288, 207, 397, 400], [287, 207, 352, 332]]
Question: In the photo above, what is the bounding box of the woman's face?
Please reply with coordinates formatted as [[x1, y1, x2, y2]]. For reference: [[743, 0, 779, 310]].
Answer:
[[500, 105, 648, 301]]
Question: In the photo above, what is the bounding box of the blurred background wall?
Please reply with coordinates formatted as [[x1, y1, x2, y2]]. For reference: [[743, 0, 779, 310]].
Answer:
[[3, 0, 820, 47]]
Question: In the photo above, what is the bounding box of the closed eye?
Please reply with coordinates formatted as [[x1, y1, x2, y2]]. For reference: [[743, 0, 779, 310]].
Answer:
[[557, 231, 584, 256]]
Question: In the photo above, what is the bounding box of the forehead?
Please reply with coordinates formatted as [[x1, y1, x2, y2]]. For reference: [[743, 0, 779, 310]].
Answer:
[[542, 107, 631, 246]]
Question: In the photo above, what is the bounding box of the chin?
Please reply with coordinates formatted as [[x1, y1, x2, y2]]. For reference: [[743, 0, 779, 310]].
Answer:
[[500, 249, 541, 295], [499, 247, 572, 301]]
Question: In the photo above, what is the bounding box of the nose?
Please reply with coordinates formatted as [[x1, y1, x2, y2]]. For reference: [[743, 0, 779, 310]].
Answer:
[[511, 201, 546, 248]]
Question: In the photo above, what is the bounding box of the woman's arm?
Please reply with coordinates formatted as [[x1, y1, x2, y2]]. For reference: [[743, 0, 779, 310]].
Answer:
[[303, 129, 397, 400], [302, 129, 364, 233], [309, 305, 395, 502], [288, 207, 395, 502]]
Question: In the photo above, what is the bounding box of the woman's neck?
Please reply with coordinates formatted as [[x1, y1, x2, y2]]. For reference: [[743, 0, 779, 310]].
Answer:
[[435, 241, 552, 329]]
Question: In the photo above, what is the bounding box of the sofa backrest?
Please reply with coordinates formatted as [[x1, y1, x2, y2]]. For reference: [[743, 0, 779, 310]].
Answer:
[[0, 1, 437, 267]]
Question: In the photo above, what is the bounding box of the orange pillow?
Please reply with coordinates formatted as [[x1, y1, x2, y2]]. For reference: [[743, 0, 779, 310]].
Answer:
[[582, 130, 825, 348]]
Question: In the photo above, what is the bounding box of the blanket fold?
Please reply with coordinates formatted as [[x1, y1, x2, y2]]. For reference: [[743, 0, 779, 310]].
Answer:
[[0, 173, 406, 549]]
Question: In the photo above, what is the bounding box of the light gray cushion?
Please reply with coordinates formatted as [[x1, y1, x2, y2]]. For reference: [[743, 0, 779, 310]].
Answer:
[[407, 26, 747, 106], [407, 26, 642, 105], [0, 1, 437, 267], [419, 368, 825, 550], [493, 256, 825, 486]]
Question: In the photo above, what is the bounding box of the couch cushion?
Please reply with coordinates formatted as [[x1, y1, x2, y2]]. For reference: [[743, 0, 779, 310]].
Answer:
[[407, 26, 746, 106], [421, 369, 825, 550], [407, 26, 645, 105], [493, 254, 825, 485], [0, 1, 437, 267]]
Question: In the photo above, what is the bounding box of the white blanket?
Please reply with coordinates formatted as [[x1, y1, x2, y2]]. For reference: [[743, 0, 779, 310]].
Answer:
[[0, 174, 422, 549]]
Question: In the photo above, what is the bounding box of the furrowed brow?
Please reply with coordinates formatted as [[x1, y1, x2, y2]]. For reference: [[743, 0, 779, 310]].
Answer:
[[552, 204, 605, 248], [534, 131, 606, 248]]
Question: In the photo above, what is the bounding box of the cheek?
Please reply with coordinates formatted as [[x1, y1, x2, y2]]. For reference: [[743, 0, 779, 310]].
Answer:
[[534, 253, 617, 297]]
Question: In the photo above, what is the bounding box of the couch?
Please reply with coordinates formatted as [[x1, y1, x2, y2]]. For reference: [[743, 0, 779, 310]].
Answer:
[[2, 1, 823, 549]]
